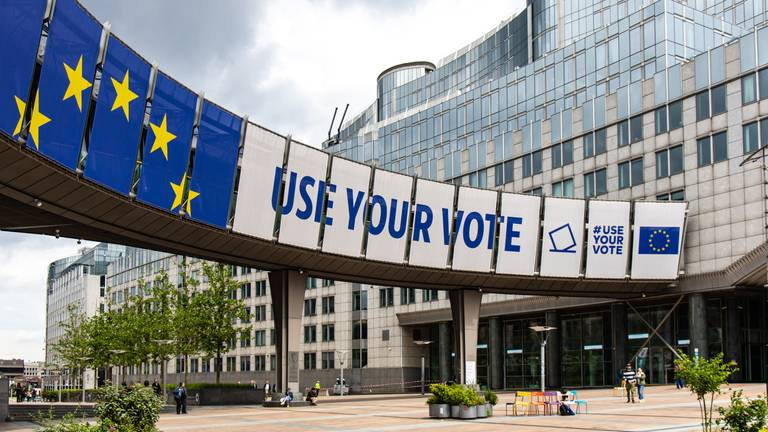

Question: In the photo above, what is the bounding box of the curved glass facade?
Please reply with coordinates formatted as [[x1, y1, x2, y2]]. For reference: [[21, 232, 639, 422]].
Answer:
[[377, 62, 435, 122]]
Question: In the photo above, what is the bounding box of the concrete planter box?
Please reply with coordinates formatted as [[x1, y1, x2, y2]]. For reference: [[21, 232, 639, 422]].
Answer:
[[459, 405, 477, 419], [476, 403, 488, 418], [450, 405, 461, 418], [168, 388, 265, 406], [428, 404, 449, 418]]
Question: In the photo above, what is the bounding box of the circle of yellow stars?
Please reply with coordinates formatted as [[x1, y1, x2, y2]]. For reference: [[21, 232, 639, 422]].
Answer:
[[647, 229, 671, 252]]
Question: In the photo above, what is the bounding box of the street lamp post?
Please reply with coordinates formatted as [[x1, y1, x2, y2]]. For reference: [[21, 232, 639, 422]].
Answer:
[[77, 357, 91, 403], [413, 340, 433, 395], [336, 350, 347, 396], [529, 325, 557, 393]]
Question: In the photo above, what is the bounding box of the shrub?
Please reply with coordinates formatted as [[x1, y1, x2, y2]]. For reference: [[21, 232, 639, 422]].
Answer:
[[96, 385, 163, 432], [426, 383, 450, 405], [717, 390, 768, 432], [484, 389, 498, 406]]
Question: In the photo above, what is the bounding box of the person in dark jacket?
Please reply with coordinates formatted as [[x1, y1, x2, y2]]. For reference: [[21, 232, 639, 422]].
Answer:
[[173, 382, 187, 414], [152, 379, 162, 397]]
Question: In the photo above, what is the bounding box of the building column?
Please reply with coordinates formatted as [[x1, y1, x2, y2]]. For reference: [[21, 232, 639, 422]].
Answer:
[[449, 289, 482, 385], [726, 297, 743, 382], [268, 270, 306, 395], [689, 293, 708, 360], [611, 303, 628, 384], [0, 376, 8, 422], [488, 317, 504, 390], [545, 310, 561, 389], [438, 321, 451, 383]]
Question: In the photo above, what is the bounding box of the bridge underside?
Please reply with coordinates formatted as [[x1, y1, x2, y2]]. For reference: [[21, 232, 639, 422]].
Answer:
[[0, 135, 753, 299]]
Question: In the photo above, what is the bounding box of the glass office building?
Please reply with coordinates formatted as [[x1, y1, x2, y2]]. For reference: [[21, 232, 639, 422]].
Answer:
[[324, 0, 768, 389]]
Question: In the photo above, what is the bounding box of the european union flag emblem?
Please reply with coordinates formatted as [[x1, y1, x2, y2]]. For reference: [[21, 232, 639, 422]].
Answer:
[[84, 35, 151, 195], [0, 0, 47, 141], [187, 101, 242, 228], [136, 72, 197, 212], [33, 0, 102, 170], [638, 226, 680, 255]]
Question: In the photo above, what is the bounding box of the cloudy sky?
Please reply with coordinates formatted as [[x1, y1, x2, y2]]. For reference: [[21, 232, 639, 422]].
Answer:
[[0, 0, 524, 361]]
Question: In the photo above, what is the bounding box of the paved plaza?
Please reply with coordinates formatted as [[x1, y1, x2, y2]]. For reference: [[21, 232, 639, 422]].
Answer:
[[5, 383, 764, 432]]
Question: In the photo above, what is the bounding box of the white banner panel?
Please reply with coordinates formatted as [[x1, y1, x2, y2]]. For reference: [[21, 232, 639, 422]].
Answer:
[[585, 200, 630, 279], [631, 201, 686, 279], [321, 157, 371, 257], [408, 179, 455, 269], [232, 124, 285, 240], [277, 143, 329, 249], [496, 193, 541, 276], [452, 187, 497, 272], [540, 197, 585, 278], [365, 169, 413, 264]]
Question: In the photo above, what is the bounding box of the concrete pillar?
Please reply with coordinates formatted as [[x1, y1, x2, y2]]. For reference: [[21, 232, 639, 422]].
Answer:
[[611, 303, 628, 384], [449, 289, 482, 385], [438, 321, 451, 382], [0, 376, 7, 422], [726, 297, 743, 381], [488, 317, 504, 390], [268, 270, 306, 395], [689, 293, 708, 360], [545, 310, 561, 389]]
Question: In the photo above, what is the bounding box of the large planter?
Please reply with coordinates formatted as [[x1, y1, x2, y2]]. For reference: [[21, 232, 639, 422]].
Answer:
[[476, 403, 488, 418], [428, 404, 450, 418], [459, 404, 477, 419], [450, 405, 461, 418]]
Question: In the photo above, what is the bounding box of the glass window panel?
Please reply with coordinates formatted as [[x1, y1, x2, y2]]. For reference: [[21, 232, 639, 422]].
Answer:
[[655, 107, 667, 135], [694, 53, 709, 90], [630, 81, 642, 114], [523, 154, 532, 177], [710, 84, 726, 115], [744, 122, 759, 154], [551, 143, 562, 169], [584, 133, 594, 158], [583, 100, 593, 130], [668, 64, 682, 99], [761, 118, 768, 147], [696, 91, 710, 121], [670, 190, 685, 200], [552, 181, 562, 197], [563, 178, 573, 197], [595, 128, 607, 154], [669, 100, 683, 129], [551, 112, 561, 142], [562, 140, 573, 165], [760, 68, 768, 100], [656, 150, 669, 178], [697, 136, 712, 167], [618, 161, 630, 189], [654, 71, 667, 105], [617, 86, 629, 118], [713, 131, 728, 162], [596, 169, 607, 195], [710, 46, 725, 83], [504, 160, 514, 183], [630, 115, 643, 143], [618, 120, 630, 147], [759, 26, 768, 66], [532, 150, 542, 174], [743, 74, 757, 105], [584, 172, 594, 198], [494, 164, 504, 187], [741, 32, 756, 72], [669, 145, 683, 175], [631, 158, 643, 186]]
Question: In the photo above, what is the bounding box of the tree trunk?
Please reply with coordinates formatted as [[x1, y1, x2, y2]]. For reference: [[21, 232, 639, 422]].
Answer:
[[216, 350, 221, 384]]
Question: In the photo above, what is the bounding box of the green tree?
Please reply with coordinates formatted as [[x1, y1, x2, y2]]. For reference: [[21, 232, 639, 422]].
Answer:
[[53, 303, 92, 392], [192, 263, 250, 383], [172, 261, 202, 384], [674, 351, 738, 432]]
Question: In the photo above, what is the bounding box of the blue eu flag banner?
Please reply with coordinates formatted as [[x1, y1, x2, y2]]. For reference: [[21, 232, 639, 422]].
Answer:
[[84, 35, 150, 195], [187, 101, 241, 228], [33, 0, 102, 170], [638, 226, 680, 255], [136, 71, 197, 211], [0, 0, 47, 140]]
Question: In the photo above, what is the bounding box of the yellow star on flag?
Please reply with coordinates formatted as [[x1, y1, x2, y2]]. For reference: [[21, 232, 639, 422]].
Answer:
[[149, 114, 176, 160], [170, 173, 200, 216], [12, 96, 26, 136], [28, 90, 51, 150], [110, 70, 138, 121], [62, 55, 92, 112]]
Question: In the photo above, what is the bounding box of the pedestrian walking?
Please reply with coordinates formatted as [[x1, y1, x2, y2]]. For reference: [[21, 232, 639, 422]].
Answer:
[[674, 364, 685, 389], [173, 382, 187, 414], [636, 368, 646, 401], [622, 363, 637, 403], [152, 379, 162, 397]]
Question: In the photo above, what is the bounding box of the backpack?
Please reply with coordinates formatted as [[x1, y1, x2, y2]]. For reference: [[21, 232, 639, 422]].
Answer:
[[559, 404, 576, 416], [173, 388, 182, 400]]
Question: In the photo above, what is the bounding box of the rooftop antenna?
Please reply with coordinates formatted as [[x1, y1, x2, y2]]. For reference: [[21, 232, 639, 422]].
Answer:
[[327, 107, 338, 140], [336, 103, 349, 138]]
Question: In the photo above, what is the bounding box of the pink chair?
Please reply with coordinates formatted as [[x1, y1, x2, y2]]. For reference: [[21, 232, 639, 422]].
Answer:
[[543, 391, 561, 415]]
